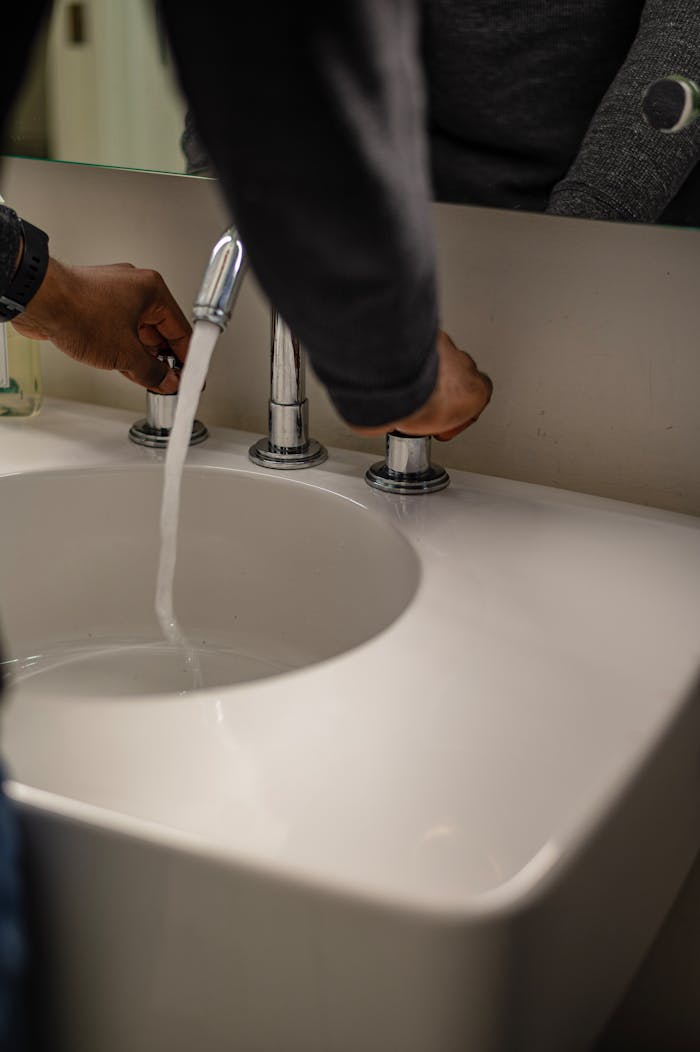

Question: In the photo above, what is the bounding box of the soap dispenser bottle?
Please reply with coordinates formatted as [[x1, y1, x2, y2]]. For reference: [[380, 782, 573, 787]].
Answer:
[[0, 323, 42, 418]]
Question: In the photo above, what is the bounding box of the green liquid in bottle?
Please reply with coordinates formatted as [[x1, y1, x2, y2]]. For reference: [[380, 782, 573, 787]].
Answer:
[[0, 324, 42, 418]]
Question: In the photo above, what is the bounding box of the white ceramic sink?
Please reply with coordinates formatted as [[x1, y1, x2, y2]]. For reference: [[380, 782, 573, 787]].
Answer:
[[1, 465, 419, 698], [1, 401, 699, 1052]]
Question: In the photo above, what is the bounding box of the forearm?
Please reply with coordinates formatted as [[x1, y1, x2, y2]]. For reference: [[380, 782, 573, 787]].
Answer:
[[160, 1, 440, 427], [547, 0, 700, 223]]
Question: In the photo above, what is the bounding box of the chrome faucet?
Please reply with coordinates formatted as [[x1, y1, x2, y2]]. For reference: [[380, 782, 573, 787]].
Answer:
[[129, 225, 247, 449], [249, 311, 327, 469], [191, 227, 326, 470], [130, 224, 325, 467]]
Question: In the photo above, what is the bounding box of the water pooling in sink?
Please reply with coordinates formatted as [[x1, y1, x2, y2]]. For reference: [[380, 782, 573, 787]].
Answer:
[[0, 460, 420, 699], [155, 320, 221, 689], [8, 639, 295, 698]]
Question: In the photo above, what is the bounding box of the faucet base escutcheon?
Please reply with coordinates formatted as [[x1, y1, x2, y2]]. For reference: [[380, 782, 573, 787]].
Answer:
[[128, 416, 209, 449], [366, 432, 449, 494], [249, 435, 327, 470]]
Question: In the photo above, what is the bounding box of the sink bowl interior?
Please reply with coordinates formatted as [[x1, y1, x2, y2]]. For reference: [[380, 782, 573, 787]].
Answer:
[[0, 465, 419, 696]]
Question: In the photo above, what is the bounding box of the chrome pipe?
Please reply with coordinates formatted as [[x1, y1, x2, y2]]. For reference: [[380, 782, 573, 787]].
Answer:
[[271, 309, 305, 406], [249, 312, 327, 469]]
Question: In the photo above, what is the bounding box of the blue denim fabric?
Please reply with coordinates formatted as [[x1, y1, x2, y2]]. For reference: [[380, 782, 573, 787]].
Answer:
[[0, 777, 27, 1052]]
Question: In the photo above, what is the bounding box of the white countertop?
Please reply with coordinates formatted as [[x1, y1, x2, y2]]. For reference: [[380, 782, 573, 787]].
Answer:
[[2, 400, 699, 918]]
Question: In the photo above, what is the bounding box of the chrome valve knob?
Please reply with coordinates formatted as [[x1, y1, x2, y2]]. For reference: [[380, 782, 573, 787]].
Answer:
[[128, 355, 208, 449], [365, 432, 449, 494]]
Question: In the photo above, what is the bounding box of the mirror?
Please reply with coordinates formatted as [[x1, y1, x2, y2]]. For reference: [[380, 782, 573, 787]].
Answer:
[[7, 0, 192, 176], [7, 2, 700, 225]]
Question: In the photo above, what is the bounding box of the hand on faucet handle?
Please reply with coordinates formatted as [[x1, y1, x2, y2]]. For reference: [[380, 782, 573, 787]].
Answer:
[[12, 259, 191, 394], [353, 330, 493, 441]]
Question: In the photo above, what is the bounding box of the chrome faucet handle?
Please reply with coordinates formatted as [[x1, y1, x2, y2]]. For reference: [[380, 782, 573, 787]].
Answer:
[[128, 354, 208, 448], [249, 311, 327, 470], [366, 431, 449, 494]]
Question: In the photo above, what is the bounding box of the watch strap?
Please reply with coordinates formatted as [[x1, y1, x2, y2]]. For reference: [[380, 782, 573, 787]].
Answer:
[[0, 219, 49, 321]]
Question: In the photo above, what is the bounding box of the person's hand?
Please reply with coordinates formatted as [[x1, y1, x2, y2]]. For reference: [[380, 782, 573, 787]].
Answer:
[[353, 329, 492, 440], [11, 258, 191, 393]]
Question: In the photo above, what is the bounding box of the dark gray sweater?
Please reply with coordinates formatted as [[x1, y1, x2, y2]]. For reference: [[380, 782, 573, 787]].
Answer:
[[424, 0, 700, 224], [3, 0, 700, 424]]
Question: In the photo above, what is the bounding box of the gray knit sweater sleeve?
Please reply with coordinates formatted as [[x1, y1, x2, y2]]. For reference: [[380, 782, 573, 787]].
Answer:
[[548, 0, 700, 222]]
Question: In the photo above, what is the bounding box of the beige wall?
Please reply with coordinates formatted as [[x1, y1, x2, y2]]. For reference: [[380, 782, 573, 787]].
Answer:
[[2, 156, 699, 516]]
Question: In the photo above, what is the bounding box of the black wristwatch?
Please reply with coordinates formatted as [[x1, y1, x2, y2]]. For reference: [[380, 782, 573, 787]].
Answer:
[[0, 218, 49, 321]]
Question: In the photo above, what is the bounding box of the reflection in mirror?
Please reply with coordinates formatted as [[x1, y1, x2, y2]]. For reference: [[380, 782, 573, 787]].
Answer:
[[421, 3, 700, 229], [7, 0, 190, 176], [6, 2, 700, 226]]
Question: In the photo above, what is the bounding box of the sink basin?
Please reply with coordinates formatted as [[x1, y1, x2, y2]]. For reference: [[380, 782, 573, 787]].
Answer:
[[2, 401, 700, 1052], [1, 465, 419, 698]]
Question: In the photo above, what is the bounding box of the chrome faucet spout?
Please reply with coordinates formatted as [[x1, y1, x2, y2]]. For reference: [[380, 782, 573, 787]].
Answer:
[[193, 226, 248, 329]]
